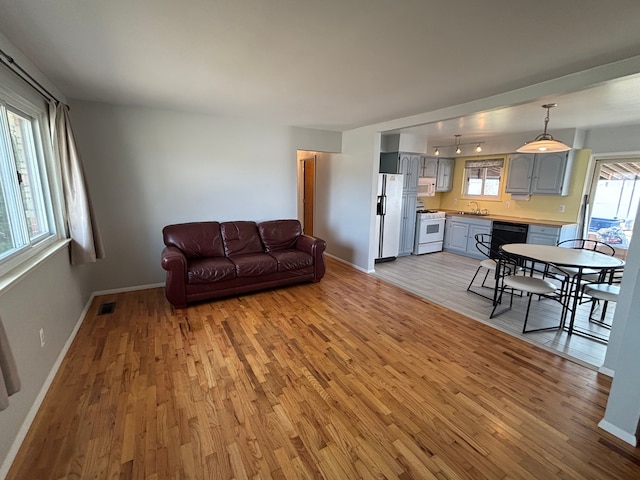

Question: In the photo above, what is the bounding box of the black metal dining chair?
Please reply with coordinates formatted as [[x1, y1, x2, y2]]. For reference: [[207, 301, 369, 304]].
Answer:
[[545, 238, 616, 309], [466, 233, 498, 300], [467, 233, 521, 303], [581, 266, 624, 328], [490, 250, 565, 333]]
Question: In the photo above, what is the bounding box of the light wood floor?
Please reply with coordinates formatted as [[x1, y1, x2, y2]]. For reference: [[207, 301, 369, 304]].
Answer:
[[7, 257, 639, 479], [373, 251, 614, 369]]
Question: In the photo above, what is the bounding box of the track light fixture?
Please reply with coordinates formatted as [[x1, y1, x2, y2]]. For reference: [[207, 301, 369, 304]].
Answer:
[[432, 134, 485, 156], [517, 103, 571, 153]]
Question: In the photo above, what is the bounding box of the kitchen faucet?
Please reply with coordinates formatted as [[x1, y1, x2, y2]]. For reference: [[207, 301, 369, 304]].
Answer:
[[468, 201, 480, 214]]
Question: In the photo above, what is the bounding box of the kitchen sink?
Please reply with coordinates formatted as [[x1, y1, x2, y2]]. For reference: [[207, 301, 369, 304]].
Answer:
[[456, 210, 490, 216]]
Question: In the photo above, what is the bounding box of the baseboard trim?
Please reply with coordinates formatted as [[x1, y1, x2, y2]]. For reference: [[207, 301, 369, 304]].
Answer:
[[598, 418, 638, 446], [598, 365, 615, 377], [93, 282, 164, 297], [325, 253, 371, 273], [0, 292, 95, 480]]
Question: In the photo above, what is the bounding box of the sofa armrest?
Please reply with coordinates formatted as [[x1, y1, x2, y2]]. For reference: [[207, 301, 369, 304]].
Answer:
[[296, 234, 327, 281], [161, 246, 188, 307]]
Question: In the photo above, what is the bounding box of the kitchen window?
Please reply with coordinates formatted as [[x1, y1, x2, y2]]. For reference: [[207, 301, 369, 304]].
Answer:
[[0, 95, 58, 275], [463, 158, 504, 199]]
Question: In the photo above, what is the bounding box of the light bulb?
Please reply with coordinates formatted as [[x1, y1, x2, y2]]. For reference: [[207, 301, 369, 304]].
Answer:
[[455, 146, 461, 154], [434, 147, 440, 156], [475, 144, 482, 153]]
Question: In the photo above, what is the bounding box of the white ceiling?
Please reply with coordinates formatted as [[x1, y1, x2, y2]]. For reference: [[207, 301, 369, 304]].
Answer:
[[2, 0, 640, 141]]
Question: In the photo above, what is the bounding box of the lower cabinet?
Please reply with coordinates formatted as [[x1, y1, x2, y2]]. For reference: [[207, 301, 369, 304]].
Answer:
[[443, 217, 579, 258], [526, 224, 578, 245], [444, 217, 491, 259]]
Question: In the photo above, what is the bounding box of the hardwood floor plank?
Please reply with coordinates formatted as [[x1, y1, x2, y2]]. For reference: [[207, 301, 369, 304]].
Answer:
[[5, 257, 640, 479]]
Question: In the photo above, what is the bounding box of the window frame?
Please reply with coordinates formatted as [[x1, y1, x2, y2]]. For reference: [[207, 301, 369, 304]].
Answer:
[[462, 157, 505, 200], [0, 82, 65, 281]]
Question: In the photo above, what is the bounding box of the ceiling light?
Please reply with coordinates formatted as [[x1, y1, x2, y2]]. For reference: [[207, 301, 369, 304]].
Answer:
[[517, 103, 571, 153], [431, 135, 485, 156]]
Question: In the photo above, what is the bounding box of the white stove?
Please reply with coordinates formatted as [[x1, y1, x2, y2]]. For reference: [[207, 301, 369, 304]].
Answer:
[[413, 209, 446, 254], [416, 209, 446, 220]]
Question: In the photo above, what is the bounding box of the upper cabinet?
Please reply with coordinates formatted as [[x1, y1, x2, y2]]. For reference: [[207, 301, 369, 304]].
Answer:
[[380, 152, 420, 191], [420, 157, 438, 178], [505, 151, 573, 196], [436, 158, 454, 192], [419, 156, 454, 192]]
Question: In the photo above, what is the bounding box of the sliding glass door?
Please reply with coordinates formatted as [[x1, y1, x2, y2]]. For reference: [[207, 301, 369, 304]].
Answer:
[[586, 157, 640, 260]]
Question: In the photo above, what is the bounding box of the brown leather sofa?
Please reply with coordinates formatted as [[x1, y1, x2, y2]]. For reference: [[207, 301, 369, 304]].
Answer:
[[161, 219, 326, 308]]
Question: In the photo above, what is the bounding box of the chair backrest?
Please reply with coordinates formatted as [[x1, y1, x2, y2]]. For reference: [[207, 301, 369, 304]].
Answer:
[[557, 238, 615, 256], [474, 233, 497, 259]]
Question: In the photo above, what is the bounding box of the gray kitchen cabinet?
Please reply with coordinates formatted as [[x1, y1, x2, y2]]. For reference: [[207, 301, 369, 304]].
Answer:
[[420, 156, 454, 192], [420, 156, 438, 178], [399, 192, 417, 256], [444, 216, 491, 259], [505, 151, 572, 195], [505, 153, 535, 194], [526, 224, 578, 245], [436, 158, 454, 192], [380, 152, 420, 191], [380, 151, 420, 256]]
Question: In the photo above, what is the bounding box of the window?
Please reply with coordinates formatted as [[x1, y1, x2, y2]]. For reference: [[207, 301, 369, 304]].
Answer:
[[0, 98, 57, 270], [463, 158, 504, 199]]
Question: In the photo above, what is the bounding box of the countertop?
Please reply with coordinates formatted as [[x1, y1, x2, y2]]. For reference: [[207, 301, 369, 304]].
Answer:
[[440, 209, 577, 227]]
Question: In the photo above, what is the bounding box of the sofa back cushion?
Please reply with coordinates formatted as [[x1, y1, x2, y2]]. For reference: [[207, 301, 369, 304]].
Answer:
[[163, 222, 225, 258], [258, 219, 302, 252], [221, 221, 264, 256]]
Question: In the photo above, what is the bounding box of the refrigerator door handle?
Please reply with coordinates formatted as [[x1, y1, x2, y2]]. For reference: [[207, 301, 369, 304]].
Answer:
[[377, 195, 386, 215]]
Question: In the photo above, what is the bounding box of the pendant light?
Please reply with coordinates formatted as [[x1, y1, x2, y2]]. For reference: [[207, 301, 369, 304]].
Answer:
[[517, 103, 571, 153], [454, 134, 461, 154]]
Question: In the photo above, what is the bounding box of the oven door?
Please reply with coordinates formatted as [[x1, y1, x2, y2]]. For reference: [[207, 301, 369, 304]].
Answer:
[[417, 218, 445, 244]]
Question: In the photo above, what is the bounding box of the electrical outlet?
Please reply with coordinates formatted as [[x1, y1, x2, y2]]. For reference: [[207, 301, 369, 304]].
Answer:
[[39, 328, 45, 347], [505, 201, 510, 208], [559, 204, 565, 213], [453, 198, 458, 205]]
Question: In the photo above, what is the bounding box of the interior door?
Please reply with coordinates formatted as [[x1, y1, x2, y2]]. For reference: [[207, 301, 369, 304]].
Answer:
[[586, 157, 640, 260], [303, 157, 315, 236]]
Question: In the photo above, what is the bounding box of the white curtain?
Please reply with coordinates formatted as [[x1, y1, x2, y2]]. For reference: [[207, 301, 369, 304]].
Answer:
[[49, 101, 105, 265], [0, 317, 20, 411]]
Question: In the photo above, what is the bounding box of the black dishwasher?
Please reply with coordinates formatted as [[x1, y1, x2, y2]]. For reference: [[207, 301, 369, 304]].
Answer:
[[490, 221, 528, 258]]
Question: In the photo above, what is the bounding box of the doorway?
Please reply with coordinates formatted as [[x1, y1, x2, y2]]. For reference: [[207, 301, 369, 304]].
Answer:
[[297, 152, 316, 236], [586, 157, 640, 260]]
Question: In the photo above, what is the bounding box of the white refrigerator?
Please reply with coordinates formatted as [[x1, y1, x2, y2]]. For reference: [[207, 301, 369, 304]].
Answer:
[[375, 173, 403, 262]]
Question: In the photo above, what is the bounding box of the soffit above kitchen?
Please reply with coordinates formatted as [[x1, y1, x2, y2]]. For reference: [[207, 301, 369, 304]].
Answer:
[[1, 0, 640, 134]]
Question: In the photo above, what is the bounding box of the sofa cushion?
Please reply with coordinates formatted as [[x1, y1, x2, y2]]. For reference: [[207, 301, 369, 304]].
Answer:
[[229, 253, 278, 277], [163, 222, 225, 258], [221, 221, 265, 256], [258, 219, 301, 252], [187, 257, 237, 284], [269, 250, 313, 271]]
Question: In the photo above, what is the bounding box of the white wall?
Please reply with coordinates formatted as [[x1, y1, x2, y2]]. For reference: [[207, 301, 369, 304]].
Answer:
[[68, 101, 341, 292], [585, 124, 640, 154], [323, 127, 380, 270]]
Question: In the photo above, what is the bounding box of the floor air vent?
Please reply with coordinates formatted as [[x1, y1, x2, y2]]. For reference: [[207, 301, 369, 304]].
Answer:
[[98, 302, 116, 315]]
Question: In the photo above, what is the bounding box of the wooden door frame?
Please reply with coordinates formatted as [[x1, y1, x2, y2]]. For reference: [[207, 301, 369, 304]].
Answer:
[[297, 151, 316, 236]]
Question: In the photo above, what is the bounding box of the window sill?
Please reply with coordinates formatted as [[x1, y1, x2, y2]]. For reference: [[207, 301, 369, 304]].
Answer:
[[0, 238, 71, 295]]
